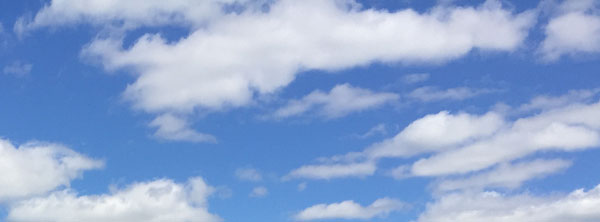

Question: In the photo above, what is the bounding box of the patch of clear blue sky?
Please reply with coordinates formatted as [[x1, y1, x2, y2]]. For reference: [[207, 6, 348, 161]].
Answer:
[[1, 0, 600, 221]]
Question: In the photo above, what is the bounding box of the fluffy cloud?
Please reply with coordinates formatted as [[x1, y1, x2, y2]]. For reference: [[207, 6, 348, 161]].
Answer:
[[295, 198, 404, 221], [149, 114, 217, 143], [408, 86, 495, 102], [435, 159, 571, 192], [367, 111, 505, 159], [77, 0, 532, 115], [273, 84, 399, 119], [234, 167, 262, 182], [419, 184, 600, 222], [21, 0, 534, 141], [285, 162, 376, 180], [540, 0, 600, 61], [0, 139, 103, 201], [7, 177, 220, 222]]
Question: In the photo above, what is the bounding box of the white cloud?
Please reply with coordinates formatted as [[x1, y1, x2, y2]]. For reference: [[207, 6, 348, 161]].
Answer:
[[411, 100, 600, 176], [273, 84, 399, 119], [408, 86, 495, 102], [518, 88, 600, 112], [540, 0, 600, 61], [149, 114, 216, 143], [286, 111, 505, 180], [289, 91, 600, 184], [17, 0, 535, 141], [285, 162, 376, 180], [295, 198, 404, 221], [356, 123, 388, 139], [297, 182, 307, 191], [15, 0, 246, 33], [17, 0, 535, 142], [367, 111, 505, 159], [435, 159, 571, 192], [3, 61, 33, 77], [402, 73, 430, 84], [71, 0, 533, 118], [0, 139, 103, 201], [249, 186, 268, 198], [234, 167, 262, 182], [7, 177, 220, 222], [418, 184, 600, 222]]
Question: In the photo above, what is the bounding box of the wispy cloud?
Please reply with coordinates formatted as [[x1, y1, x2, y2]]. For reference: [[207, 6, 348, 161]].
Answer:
[[402, 73, 430, 84], [249, 186, 268, 198], [3, 61, 33, 77], [235, 167, 262, 182], [149, 114, 216, 143], [407, 86, 498, 102], [272, 84, 399, 119]]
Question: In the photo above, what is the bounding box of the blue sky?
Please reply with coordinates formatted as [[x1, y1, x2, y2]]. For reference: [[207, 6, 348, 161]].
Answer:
[[1, 0, 600, 221]]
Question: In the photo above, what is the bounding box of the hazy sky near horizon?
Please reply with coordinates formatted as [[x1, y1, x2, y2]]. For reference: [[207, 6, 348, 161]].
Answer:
[[1, 0, 600, 221]]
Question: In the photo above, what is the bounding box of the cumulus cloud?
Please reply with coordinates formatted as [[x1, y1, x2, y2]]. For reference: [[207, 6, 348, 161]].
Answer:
[[295, 198, 404, 221], [0, 139, 103, 201], [149, 114, 216, 143], [83, 0, 533, 113], [540, 0, 600, 61], [419, 184, 600, 222], [21, 0, 534, 139], [273, 84, 399, 119], [249, 186, 268, 198], [234, 167, 262, 182], [6, 177, 220, 222], [3, 61, 33, 77], [42, 0, 532, 134], [435, 159, 571, 192], [408, 86, 496, 102]]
